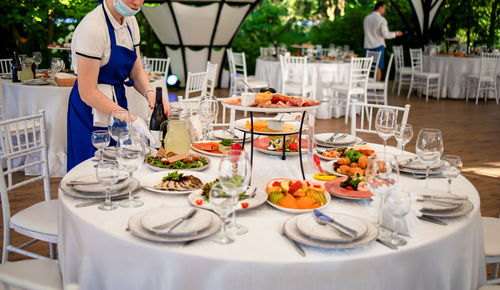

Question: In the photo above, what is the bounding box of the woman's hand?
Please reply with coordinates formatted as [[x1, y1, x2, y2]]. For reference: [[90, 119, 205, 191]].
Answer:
[[146, 90, 170, 116]]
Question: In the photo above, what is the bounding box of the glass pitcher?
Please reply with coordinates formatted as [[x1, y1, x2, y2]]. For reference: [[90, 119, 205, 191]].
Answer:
[[19, 58, 35, 82], [163, 109, 191, 153]]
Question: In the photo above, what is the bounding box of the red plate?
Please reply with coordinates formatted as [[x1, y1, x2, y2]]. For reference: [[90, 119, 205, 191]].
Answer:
[[325, 177, 373, 200]]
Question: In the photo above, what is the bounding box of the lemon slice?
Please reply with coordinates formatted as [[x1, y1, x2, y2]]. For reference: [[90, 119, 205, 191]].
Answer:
[[313, 173, 337, 181]]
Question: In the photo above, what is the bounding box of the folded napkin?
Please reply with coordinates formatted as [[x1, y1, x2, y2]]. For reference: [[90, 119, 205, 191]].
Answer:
[[54, 72, 76, 79], [93, 84, 115, 127]]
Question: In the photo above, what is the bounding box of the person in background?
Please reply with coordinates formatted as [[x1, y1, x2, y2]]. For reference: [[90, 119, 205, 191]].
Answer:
[[363, 1, 403, 81], [67, 0, 168, 171]]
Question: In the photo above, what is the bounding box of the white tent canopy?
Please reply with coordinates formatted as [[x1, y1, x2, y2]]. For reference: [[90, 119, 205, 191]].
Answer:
[[142, 0, 261, 86], [410, 0, 443, 35]]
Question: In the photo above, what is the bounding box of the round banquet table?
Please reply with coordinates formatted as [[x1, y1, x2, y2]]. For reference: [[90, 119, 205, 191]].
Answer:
[[255, 57, 350, 117], [422, 55, 499, 99], [1, 79, 159, 177], [58, 144, 486, 290]]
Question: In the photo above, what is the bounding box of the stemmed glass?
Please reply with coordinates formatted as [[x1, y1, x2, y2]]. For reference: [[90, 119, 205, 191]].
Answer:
[[117, 132, 145, 208], [91, 130, 110, 163], [375, 109, 397, 154], [209, 182, 235, 244], [394, 124, 413, 153], [218, 149, 251, 235], [441, 155, 462, 194], [199, 97, 219, 140], [33, 52, 42, 70], [51, 58, 63, 74], [416, 129, 444, 194], [108, 109, 131, 143], [365, 152, 399, 239], [386, 189, 411, 246], [96, 161, 120, 211]]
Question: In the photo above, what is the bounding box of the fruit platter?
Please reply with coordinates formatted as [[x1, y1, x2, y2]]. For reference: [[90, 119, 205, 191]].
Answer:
[[324, 145, 375, 177], [145, 150, 210, 171], [191, 139, 237, 157], [266, 178, 330, 213], [187, 179, 268, 211], [325, 176, 373, 200], [253, 136, 308, 156]]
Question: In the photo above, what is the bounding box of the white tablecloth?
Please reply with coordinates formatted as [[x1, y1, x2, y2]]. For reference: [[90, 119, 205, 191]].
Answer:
[[58, 144, 485, 290], [1, 79, 160, 177], [422, 55, 499, 99]]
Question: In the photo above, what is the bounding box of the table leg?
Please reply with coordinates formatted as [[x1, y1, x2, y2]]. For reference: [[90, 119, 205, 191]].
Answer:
[[298, 112, 306, 180]]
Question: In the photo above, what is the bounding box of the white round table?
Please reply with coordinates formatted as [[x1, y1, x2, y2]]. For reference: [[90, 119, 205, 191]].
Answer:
[[58, 144, 486, 290]]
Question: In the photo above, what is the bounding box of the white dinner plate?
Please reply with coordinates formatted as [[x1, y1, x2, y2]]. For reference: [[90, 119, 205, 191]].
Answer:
[[140, 171, 212, 195], [190, 142, 222, 157], [314, 133, 358, 146], [70, 173, 129, 193], [128, 208, 221, 243], [60, 177, 140, 199], [140, 207, 213, 236], [398, 156, 444, 171], [212, 129, 250, 142], [284, 214, 378, 249], [420, 200, 474, 218], [296, 213, 368, 242], [187, 186, 267, 211], [266, 191, 331, 214], [22, 78, 52, 86], [234, 118, 301, 135]]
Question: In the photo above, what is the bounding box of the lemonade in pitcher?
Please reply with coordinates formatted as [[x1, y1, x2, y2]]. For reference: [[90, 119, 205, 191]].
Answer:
[[163, 118, 191, 153]]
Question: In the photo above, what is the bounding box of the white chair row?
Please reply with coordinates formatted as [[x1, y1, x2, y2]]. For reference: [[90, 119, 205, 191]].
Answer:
[[0, 59, 12, 75], [465, 52, 500, 104], [392, 45, 412, 96], [407, 48, 441, 101]]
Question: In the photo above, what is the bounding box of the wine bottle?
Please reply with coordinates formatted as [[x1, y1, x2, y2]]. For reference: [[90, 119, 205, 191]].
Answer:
[[149, 87, 168, 148], [11, 50, 20, 83]]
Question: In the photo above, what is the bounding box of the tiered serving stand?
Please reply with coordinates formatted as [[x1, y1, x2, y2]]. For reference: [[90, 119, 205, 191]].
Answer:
[[221, 103, 319, 180]]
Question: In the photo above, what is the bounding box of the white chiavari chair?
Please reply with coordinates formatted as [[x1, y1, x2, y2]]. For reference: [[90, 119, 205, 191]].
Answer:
[[0, 259, 64, 290], [0, 110, 58, 263], [350, 101, 411, 138], [279, 55, 313, 99], [465, 53, 499, 104], [367, 54, 394, 105], [392, 45, 412, 96], [178, 71, 207, 116], [482, 215, 500, 285], [143, 57, 170, 77], [229, 51, 268, 96], [329, 57, 372, 124], [407, 48, 441, 101], [366, 50, 381, 82], [205, 61, 218, 99], [0, 59, 12, 76]]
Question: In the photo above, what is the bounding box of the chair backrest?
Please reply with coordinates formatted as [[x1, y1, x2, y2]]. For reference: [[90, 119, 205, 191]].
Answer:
[[393, 45, 404, 72], [409, 48, 423, 73], [260, 47, 274, 57], [0, 59, 12, 75], [366, 50, 381, 82], [230, 52, 248, 82], [184, 71, 207, 100], [143, 57, 170, 76], [280, 55, 308, 88], [384, 54, 395, 90], [205, 61, 218, 98], [347, 57, 373, 91], [479, 52, 500, 79], [350, 102, 411, 137]]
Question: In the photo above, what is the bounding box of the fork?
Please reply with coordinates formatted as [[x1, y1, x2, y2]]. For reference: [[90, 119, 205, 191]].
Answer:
[[326, 130, 340, 142], [280, 223, 306, 257]]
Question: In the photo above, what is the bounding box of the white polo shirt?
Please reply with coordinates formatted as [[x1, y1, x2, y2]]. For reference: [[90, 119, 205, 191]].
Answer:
[[71, 2, 140, 74], [363, 11, 396, 49]]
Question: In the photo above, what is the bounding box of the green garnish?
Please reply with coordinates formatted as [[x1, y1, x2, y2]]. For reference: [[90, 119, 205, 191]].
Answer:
[[340, 175, 365, 190], [345, 150, 365, 163], [162, 171, 182, 182], [220, 139, 235, 146]]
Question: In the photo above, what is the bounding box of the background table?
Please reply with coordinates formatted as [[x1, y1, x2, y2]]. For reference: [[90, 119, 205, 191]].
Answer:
[[1, 79, 160, 177], [422, 55, 499, 99], [58, 144, 485, 290]]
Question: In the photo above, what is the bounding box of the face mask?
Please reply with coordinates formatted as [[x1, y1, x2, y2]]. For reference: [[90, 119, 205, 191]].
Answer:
[[113, 0, 140, 17]]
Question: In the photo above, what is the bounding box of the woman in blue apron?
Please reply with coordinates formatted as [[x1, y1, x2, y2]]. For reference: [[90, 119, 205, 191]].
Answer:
[[67, 0, 164, 171]]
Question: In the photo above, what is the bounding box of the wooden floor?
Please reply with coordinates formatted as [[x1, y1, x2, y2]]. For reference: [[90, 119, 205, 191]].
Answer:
[[2, 86, 500, 261]]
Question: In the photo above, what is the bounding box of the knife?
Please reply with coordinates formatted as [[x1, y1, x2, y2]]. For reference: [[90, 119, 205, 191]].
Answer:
[[75, 195, 140, 208], [376, 238, 398, 250], [313, 210, 358, 237], [153, 208, 198, 231], [418, 215, 447, 226], [280, 222, 306, 257], [416, 198, 463, 206], [417, 194, 468, 200]]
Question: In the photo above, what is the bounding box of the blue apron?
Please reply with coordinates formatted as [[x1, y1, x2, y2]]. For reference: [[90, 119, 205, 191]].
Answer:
[[67, 4, 137, 171]]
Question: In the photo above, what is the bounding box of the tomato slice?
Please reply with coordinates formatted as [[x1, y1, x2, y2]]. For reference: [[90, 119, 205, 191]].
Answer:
[[195, 199, 203, 205], [241, 202, 249, 209]]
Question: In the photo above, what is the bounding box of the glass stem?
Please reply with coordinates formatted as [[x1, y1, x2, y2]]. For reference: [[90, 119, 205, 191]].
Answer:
[[99, 149, 104, 163], [231, 209, 237, 227], [105, 186, 111, 207], [128, 172, 133, 201], [383, 139, 387, 155], [220, 216, 227, 236], [425, 165, 431, 194], [377, 194, 386, 227], [391, 216, 399, 241], [447, 179, 452, 194]]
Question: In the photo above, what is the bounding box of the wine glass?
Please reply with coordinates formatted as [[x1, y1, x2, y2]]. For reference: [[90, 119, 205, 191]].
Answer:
[[375, 109, 397, 154], [199, 98, 219, 140], [51, 58, 63, 74], [117, 132, 145, 208], [416, 129, 444, 194], [209, 182, 235, 244], [394, 124, 413, 153], [108, 109, 131, 143], [91, 130, 110, 163], [441, 155, 462, 194], [96, 161, 120, 211], [386, 189, 411, 246], [33, 52, 42, 69], [218, 149, 251, 235], [365, 152, 399, 239]]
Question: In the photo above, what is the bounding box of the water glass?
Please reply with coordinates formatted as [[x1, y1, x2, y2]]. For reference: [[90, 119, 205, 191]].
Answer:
[[96, 161, 120, 211], [218, 149, 251, 235], [33, 52, 42, 69], [441, 155, 462, 194], [209, 182, 236, 244], [386, 189, 411, 246], [366, 152, 399, 238], [108, 109, 131, 142], [117, 132, 145, 208], [51, 58, 63, 74], [416, 129, 444, 194], [375, 109, 397, 154], [91, 130, 110, 163], [394, 124, 413, 153], [199, 98, 219, 140]]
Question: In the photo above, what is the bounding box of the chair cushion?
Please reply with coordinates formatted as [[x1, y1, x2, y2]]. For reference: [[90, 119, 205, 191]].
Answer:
[[482, 217, 500, 256], [10, 200, 58, 238], [0, 259, 62, 289], [248, 80, 268, 88], [415, 72, 440, 78], [478, 286, 500, 290], [367, 81, 385, 90], [331, 84, 365, 95]]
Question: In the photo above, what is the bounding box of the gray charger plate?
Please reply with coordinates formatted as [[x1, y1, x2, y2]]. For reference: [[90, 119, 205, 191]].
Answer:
[[420, 200, 474, 218], [60, 177, 140, 199]]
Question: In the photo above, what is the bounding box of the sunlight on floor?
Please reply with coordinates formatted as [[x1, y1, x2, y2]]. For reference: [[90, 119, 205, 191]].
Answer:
[[463, 162, 500, 178]]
